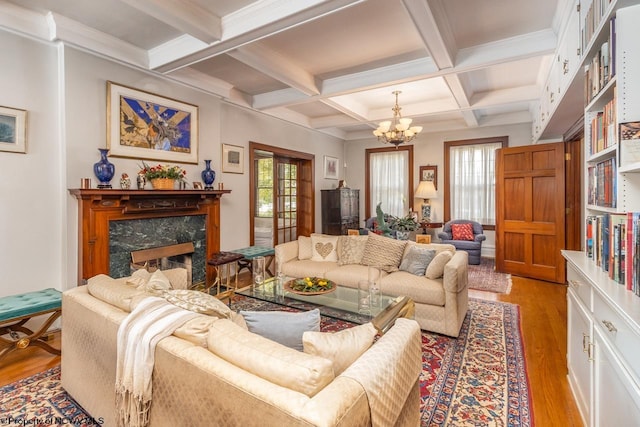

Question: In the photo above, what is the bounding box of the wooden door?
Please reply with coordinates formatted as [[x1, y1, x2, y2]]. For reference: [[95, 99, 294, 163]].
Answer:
[[495, 142, 566, 283]]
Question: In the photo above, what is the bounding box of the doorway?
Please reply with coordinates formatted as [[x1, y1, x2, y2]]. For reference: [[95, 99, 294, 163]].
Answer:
[[249, 142, 314, 247]]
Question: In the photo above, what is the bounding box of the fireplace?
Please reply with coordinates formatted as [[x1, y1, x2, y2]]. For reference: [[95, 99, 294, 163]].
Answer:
[[69, 188, 229, 286]]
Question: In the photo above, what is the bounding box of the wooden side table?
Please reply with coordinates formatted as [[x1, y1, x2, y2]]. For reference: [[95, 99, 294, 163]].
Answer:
[[419, 221, 443, 242]]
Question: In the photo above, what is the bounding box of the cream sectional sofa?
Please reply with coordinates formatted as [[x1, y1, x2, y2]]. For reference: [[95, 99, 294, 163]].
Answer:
[[61, 271, 422, 427], [275, 233, 469, 337]]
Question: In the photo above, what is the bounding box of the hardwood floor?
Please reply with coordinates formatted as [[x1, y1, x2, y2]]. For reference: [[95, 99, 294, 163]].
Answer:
[[0, 275, 583, 426]]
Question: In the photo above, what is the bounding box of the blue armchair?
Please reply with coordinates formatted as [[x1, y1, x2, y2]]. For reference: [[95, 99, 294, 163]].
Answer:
[[438, 220, 486, 264]]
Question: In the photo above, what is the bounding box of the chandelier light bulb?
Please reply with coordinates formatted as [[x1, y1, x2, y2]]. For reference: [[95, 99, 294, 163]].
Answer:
[[373, 91, 421, 148]]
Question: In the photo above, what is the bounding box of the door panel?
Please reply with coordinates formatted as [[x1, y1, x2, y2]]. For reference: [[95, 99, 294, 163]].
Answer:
[[496, 142, 566, 283]]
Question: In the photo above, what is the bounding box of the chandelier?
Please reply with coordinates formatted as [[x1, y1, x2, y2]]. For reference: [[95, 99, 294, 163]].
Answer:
[[373, 91, 423, 147]]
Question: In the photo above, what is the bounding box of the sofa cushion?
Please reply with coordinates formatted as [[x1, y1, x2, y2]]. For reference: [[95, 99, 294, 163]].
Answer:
[[360, 232, 407, 273], [402, 241, 456, 257], [303, 322, 377, 375], [399, 246, 436, 276], [172, 311, 247, 348], [87, 274, 149, 312], [207, 319, 334, 397], [325, 264, 383, 288], [126, 268, 151, 287], [164, 289, 231, 318], [138, 269, 173, 295], [298, 235, 313, 260], [425, 251, 454, 279], [281, 259, 338, 279], [337, 235, 368, 266], [311, 234, 339, 262], [451, 223, 475, 241], [380, 271, 446, 306], [127, 267, 188, 291], [240, 309, 321, 351]]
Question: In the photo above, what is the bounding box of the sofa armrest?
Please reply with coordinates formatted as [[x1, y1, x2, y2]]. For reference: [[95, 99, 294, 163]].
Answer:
[[275, 240, 299, 267], [438, 231, 452, 240], [442, 251, 469, 293], [475, 234, 487, 242]]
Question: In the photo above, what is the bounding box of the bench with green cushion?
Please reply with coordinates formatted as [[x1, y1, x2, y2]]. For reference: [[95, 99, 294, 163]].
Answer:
[[0, 288, 62, 363]]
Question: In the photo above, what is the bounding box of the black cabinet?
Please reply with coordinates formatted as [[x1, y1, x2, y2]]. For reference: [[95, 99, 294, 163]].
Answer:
[[321, 189, 359, 235]]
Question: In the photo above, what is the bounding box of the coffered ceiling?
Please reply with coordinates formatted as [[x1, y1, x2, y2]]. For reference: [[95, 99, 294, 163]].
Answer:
[[1, 0, 575, 141]]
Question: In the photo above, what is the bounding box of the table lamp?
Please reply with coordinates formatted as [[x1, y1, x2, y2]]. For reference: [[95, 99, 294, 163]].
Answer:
[[415, 180, 437, 221]]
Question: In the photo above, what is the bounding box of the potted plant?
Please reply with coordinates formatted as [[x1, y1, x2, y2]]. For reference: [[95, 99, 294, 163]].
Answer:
[[138, 161, 187, 189], [390, 214, 418, 240]]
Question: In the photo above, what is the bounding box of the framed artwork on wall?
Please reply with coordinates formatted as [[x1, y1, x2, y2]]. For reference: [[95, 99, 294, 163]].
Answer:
[[324, 155, 339, 179], [107, 81, 199, 164], [222, 143, 244, 173], [419, 165, 437, 190], [0, 106, 27, 154]]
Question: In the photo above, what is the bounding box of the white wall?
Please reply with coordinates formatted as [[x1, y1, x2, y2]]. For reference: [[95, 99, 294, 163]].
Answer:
[[0, 32, 62, 297], [345, 123, 534, 257]]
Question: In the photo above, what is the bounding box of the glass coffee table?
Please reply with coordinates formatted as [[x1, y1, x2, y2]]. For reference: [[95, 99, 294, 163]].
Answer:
[[236, 277, 414, 334]]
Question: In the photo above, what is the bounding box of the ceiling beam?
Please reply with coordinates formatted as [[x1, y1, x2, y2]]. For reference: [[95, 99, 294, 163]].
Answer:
[[253, 29, 555, 111], [401, 0, 456, 69], [150, 0, 366, 73], [228, 42, 320, 96], [120, 0, 222, 44]]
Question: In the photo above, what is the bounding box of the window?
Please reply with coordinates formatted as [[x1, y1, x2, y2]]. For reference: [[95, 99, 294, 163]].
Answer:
[[444, 136, 507, 229], [365, 146, 414, 218], [255, 157, 273, 217]]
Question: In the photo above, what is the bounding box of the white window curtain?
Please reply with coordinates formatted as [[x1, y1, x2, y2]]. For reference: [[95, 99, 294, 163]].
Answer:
[[369, 150, 409, 217], [450, 142, 502, 225]]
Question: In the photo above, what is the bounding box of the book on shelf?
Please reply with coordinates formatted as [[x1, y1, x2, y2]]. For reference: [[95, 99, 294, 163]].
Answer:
[[584, 17, 616, 106], [587, 157, 616, 208], [586, 212, 639, 295]]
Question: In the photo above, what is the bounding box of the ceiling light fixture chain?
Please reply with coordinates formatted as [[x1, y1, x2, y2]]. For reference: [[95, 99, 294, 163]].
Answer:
[[373, 91, 423, 148]]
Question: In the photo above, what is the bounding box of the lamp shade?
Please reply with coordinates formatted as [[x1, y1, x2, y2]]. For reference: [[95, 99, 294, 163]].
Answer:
[[415, 180, 437, 199]]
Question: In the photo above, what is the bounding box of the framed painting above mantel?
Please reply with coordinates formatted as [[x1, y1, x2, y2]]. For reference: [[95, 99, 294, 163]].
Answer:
[[107, 81, 199, 164]]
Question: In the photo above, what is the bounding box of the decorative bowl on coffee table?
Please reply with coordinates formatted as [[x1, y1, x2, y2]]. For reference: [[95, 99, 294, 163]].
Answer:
[[284, 277, 336, 295]]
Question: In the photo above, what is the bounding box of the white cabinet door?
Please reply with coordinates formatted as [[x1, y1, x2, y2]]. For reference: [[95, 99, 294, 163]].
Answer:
[[593, 327, 640, 427], [568, 288, 593, 425]]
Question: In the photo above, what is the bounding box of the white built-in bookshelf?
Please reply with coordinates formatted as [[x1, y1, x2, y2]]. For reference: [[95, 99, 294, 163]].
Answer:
[[560, 2, 640, 426]]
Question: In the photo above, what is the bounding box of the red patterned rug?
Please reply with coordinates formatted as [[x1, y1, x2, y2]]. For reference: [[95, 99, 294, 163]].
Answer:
[[468, 257, 513, 294], [0, 299, 531, 426]]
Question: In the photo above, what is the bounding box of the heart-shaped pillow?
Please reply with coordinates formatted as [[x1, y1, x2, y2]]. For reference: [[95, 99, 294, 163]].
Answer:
[[315, 242, 334, 259], [310, 234, 339, 262]]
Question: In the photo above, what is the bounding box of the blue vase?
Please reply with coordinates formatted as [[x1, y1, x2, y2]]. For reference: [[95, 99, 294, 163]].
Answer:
[[93, 148, 115, 189], [201, 159, 216, 189]]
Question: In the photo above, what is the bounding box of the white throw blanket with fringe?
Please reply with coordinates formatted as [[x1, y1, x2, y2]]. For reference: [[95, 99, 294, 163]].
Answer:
[[115, 296, 199, 427]]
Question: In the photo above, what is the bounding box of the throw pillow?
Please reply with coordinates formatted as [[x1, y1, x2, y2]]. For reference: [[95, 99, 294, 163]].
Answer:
[[360, 232, 407, 272], [298, 235, 313, 260], [425, 250, 453, 279], [137, 269, 173, 295], [207, 319, 334, 397], [126, 268, 151, 287], [399, 246, 437, 276], [337, 235, 368, 266], [310, 234, 339, 262], [163, 289, 231, 318], [303, 322, 377, 375], [240, 309, 321, 351], [451, 223, 475, 241]]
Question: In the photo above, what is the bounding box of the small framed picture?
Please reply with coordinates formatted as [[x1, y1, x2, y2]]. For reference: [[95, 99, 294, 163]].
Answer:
[[0, 106, 27, 154], [419, 165, 437, 190], [324, 155, 339, 179], [222, 143, 244, 174], [193, 182, 203, 189]]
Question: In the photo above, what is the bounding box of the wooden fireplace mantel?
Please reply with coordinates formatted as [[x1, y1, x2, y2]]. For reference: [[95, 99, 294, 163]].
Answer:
[[69, 189, 230, 285]]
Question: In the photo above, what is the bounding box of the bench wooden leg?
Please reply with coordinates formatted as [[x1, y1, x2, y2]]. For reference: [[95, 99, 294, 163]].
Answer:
[[0, 309, 61, 363]]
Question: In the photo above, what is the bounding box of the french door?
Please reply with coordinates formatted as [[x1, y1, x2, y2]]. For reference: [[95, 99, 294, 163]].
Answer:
[[249, 142, 314, 247]]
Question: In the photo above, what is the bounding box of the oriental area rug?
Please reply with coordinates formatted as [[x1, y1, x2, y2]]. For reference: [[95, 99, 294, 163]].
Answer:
[[0, 299, 531, 427], [468, 257, 513, 294]]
